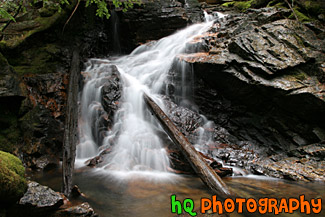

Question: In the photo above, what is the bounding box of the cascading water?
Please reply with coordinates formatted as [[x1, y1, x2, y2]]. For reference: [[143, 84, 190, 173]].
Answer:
[[77, 13, 218, 178]]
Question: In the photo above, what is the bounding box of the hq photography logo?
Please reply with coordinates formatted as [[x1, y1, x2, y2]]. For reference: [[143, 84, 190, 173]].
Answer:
[[170, 195, 322, 216]]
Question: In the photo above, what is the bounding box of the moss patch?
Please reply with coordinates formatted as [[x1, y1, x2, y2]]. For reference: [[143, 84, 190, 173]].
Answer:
[[8, 43, 61, 76], [289, 8, 313, 22], [222, 0, 254, 11], [0, 151, 27, 205]]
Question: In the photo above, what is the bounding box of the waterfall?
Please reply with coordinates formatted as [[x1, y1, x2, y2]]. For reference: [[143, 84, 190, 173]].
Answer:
[[110, 10, 121, 54], [76, 13, 217, 177]]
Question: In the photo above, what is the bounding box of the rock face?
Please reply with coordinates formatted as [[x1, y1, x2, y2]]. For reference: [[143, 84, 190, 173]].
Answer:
[[118, 0, 203, 52], [0, 151, 27, 205], [173, 7, 325, 181]]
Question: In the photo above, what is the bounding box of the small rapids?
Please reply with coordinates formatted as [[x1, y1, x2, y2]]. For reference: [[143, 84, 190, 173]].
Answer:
[[76, 14, 219, 178]]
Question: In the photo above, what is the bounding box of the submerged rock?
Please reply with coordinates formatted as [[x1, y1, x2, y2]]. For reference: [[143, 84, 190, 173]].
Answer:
[[54, 202, 98, 217]]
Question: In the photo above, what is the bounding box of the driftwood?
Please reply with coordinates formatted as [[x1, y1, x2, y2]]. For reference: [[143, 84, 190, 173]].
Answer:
[[143, 93, 234, 198], [62, 49, 80, 196]]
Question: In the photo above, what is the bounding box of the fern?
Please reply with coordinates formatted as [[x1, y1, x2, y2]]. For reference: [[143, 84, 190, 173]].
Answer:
[[0, 8, 16, 22], [0, 0, 141, 22]]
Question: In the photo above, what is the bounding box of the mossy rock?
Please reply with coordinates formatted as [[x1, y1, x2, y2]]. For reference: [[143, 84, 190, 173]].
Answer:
[[0, 151, 27, 205]]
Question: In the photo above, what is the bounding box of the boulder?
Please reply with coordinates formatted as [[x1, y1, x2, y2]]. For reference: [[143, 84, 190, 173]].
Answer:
[[19, 181, 64, 210], [0, 151, 27, 205]]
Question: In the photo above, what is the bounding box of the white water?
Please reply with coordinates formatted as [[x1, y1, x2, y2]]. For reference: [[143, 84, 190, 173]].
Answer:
[[76, 15, 215, 177]]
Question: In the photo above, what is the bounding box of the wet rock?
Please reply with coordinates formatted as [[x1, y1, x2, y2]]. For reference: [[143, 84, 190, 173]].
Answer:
[[19, 181, 64, 210], [119, 0, 203, 51], [85, 147, 112, 168], [163, 96, 203, 139], [250, 143, 325, 181], [170, 7, 325, 181], [250, 156, 325, 182], [70, 185, 84, 198], [54, 202, 98, 217], [100, 65, 122, 124]]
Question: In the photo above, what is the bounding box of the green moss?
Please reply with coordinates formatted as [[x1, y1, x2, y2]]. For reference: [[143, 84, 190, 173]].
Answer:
[[272, 2, 287, 9], [222, 0, 253, 11], [0, 151, 27, 204], [236, 1, 253, 11], [289, 8, 312, 22], [290, 70, 308, 81], [222, 2, 235, 7]]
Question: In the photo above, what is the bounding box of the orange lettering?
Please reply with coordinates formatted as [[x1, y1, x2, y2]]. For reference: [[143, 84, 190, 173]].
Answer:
[[289, 198, 299, 213], [268, 198, 279, 214], [246, 198, 257, 213], [236, 198, 245, 213], [311, 198, 322, 214], [300, 195, 311, 214], [258, 198, 268, 214], [212, 196, 223, 214], [277, 198, 288, 213], [200, 198, 211, 213], [224, 199, 235, 213]]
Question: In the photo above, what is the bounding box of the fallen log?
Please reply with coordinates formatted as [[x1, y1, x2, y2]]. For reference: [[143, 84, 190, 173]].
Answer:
[[143, 93, 234, 198]]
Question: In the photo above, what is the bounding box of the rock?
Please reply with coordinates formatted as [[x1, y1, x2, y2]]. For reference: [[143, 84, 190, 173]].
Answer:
[[119, 0, 203, 51], [54, 202, 98, 217], [171, 7, 325, 181], [250, 156, 325, 182], [250, 143, 325, 181], [100, 65, 122, 123], [19, 181, 64, 212], [70, 185, 83, 198], [0, 151, 27, 205], [0, 53, 21, 98]]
